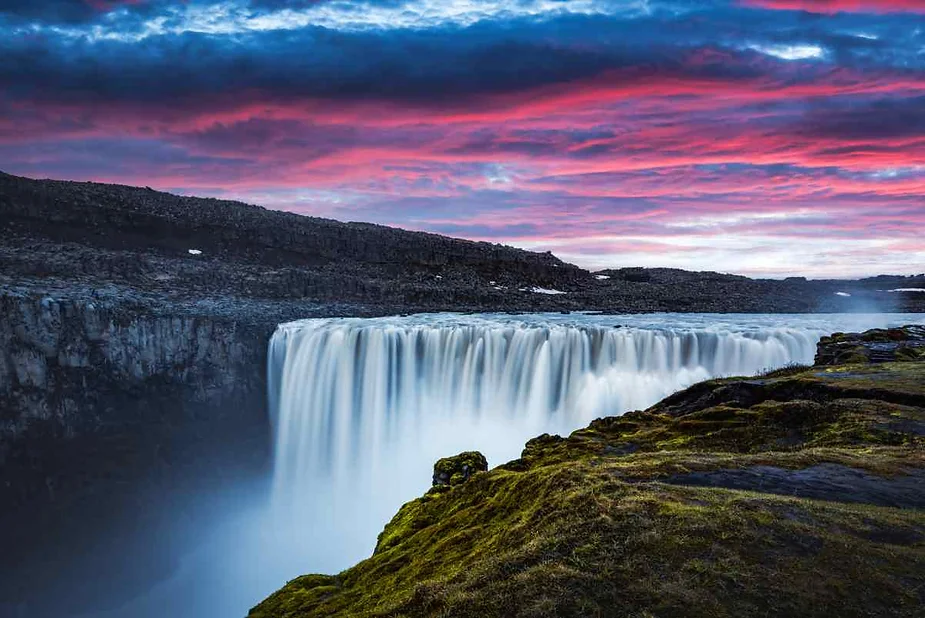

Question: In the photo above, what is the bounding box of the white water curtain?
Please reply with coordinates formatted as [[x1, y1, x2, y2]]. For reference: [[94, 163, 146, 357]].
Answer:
[[267, 314, 846, 513]]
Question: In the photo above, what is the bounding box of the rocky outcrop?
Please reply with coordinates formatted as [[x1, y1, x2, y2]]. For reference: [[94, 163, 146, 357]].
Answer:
[[251, 327, 925, 618], [815, 325, 925, 365], [432, 452, 488, 488]]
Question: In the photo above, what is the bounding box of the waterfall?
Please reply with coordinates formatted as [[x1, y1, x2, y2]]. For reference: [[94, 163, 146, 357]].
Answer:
[[265, 312, 918, 568], [266, 313, 843, 513]]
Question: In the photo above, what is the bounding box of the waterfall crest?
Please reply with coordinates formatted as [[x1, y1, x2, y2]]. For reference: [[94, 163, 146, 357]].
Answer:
[[267, 314, 836, 507]]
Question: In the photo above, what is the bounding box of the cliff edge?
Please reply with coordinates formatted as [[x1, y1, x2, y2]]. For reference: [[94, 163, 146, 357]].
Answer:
[[252, 326, 925, 617]]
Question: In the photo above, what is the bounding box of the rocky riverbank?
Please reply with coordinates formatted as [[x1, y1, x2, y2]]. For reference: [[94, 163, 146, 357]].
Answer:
[[252, 325, 925, 617]]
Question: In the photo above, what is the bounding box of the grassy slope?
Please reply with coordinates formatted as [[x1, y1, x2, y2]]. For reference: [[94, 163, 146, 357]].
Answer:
[[251, 357, 925, 618]]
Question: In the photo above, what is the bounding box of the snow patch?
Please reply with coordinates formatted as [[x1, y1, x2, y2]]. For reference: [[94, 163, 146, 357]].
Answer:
[[529, 287, 567, 295], [889, 288, 925, 293], [835, 292, 851, 297], [188, 249, 202, 255], [595, 275, 610, 281]]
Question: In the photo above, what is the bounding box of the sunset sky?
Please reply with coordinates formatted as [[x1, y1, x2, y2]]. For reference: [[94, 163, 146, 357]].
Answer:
[[2, 0, 924, 277]]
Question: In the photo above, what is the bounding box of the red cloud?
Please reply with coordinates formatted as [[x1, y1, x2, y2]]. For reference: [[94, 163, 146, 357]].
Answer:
[[744, 0, 925, 13], [4, 49, 925, 278]]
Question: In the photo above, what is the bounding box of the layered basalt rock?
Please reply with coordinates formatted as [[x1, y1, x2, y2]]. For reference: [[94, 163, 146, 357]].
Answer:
[[0, 287, 272, 509], [0, 285, 278, 615]]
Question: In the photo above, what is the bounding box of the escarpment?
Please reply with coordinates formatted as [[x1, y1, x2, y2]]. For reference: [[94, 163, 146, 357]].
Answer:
[[3, 173, 925, 314], [0, 285, 279, 611], [0, 287, 272, 510]]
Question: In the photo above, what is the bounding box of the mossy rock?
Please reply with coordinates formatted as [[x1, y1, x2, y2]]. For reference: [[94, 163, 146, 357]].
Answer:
[[816, 325, 925, 366], [432, 451, 488, 487]]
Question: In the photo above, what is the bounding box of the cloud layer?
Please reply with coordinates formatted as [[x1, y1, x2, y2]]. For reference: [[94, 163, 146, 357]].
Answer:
[[3, 0, 924, 277]]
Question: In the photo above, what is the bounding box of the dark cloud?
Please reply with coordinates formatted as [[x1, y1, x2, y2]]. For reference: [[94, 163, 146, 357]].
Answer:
[[0, 0, 160, 23], [0, 0, 402, 24], [3, 11, 844, 118], [0, 0, 101, 22], [0, 18, 694, 105], [1, 0, 922, 112], [798, 96, 925, 139]]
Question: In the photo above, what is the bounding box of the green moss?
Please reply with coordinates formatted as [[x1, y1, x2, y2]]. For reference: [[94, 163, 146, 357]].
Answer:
[[896, 346, 925, 362], [432, 451, 489, 487], [251, 333, 925, 618], [758, 363, 812, 378]]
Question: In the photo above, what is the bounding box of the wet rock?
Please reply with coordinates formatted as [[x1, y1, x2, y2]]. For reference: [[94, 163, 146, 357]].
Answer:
[[815, 325, 925, 366], [432, 451, 488, 487], [665, 464, 925, 509]]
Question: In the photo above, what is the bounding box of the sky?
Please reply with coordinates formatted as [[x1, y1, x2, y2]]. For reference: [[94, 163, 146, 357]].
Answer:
[[2, 0, 924, 278]]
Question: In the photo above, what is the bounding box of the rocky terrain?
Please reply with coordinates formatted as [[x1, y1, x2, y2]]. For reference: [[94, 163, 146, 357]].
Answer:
[[2, 172, 924, 316], [252, 326, 925, 617]]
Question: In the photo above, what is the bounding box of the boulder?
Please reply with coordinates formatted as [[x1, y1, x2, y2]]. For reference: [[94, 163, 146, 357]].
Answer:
[[432, 451, 488, 487]]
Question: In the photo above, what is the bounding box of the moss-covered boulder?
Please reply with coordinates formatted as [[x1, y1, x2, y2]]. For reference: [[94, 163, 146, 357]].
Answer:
[[816, 325, 925, 366], [251, 326, 925, 618], [432, 451, 488, 487]]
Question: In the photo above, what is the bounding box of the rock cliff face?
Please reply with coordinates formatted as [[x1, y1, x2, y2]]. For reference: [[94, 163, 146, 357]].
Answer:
[[0, 287, 271, 509], [0, 286, 279, 611]]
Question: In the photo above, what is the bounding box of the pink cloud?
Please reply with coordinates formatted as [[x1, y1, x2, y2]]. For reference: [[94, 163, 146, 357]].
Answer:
[[744, 0, 925, 12]]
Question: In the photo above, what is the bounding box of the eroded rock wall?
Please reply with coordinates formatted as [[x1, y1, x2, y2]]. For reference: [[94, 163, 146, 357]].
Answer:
[[0, 287, 272, 510]]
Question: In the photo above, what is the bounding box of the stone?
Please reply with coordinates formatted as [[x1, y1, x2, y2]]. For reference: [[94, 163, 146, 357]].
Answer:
[[815, 325, 925, 366], [432, 451, 488, 487]]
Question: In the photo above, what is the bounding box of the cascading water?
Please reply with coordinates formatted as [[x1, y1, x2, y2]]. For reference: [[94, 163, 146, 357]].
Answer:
[[270, 315, 819, 496], [265, 312, 907, 574]]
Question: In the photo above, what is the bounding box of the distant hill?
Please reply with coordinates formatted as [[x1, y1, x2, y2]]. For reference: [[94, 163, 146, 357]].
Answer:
[[1, 171, 923, 315]]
